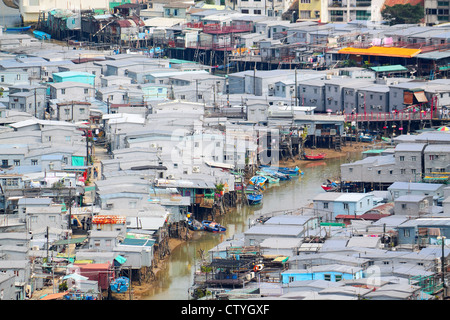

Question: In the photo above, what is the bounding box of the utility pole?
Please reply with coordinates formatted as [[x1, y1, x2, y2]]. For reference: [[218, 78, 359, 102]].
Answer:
[[34, 88, 37, 118], [440, 235, 447, 299]]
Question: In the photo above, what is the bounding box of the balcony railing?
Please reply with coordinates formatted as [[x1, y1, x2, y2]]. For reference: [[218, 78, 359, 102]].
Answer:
[[203, 23, 253, 34]]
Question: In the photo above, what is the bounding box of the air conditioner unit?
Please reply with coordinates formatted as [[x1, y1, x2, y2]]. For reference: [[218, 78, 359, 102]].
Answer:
[[268, 84, 274, 90], [167, 174, 175, 179], [193, 166, 200, 173], [150, 143, 157, 148], [326, 75, 332, 80]]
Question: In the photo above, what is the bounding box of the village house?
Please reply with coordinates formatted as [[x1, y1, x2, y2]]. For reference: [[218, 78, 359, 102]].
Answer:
[[396, 218, 450, 248], [25, 205, 67, 232], [394, 195, 435, 217], [394, 143, 427, 183], [49, 82, 95, 101], [0, 273, 16, 300], [53, 101, 91, 123], [0, 260, 31, 300], [313, 192, 375, 220], [388, 182, 445, 203], [280, 264, 364, 284]]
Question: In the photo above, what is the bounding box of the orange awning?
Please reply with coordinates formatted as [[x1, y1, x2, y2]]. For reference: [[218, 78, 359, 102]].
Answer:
[[414, 91, 428, 103], [338, 46, 421, 58]]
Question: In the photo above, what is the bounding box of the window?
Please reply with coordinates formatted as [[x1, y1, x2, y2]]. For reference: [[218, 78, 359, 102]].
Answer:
[[349, 168, 353, 172], [324, 274, 331, 281], [289, 276, 295, 283], [80, 108, 85, 114], [335, 275, 342, 282], [399, 156, 405, 161], [402, 204, 407, 209], [411, 169, 416, 174], [31, 159, 38, 165], [84, 89, 89, 94], [2, 160, 8, 167], [254, 9, 261, 14], [323, 202, 329, 209], [343, 203, 349, 210], [404, 229, 410, 237], [411, 156, 416, 161], [400, 169, 406, 174], [14, 160, 20, 166], [61, 89, 65, 94]]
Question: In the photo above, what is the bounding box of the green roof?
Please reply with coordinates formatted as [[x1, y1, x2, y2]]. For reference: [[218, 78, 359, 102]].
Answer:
[[169, 59, 198, 64], [362, 149, 385, 154], [53, 236, 87, 246], [370, 65, 407, 72]]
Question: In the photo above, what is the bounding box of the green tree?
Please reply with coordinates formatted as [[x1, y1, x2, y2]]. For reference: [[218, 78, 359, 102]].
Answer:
[[381, 4, 424, 25]]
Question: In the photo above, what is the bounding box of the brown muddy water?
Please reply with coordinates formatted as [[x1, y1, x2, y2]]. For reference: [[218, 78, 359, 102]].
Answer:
[[145, 152, 362, 299]]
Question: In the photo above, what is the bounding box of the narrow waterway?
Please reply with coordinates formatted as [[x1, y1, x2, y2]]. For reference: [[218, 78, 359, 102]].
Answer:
[[145, 152, 362, 300]]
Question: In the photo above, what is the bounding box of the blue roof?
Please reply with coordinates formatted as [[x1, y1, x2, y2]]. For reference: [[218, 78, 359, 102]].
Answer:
[[53, 71, 95, 78], [121, 238, 155, 247]]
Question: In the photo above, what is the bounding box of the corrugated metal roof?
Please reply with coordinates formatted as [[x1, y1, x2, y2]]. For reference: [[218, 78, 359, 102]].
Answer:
[[394, 143, 426, 152], [388, 181, 443, 191]]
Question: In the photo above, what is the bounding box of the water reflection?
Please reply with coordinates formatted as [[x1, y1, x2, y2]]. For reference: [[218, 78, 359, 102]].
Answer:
[[146, 153, 361, 300]]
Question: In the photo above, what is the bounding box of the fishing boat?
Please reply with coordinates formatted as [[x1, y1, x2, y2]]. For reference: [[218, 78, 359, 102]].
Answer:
[[202, 220, 226, 233], [303, 152, 326, 160], [247, 192, 263, 205], [188, 219, 205, 231], [260, 165, 302, 176], [321, 179, 339, 192], [33, 30, 51, 40], [359, 134, 373, 143], [278, 166, 302, 176], [110, 276, 129, 293], [260, 167, 291, 180], [256, 171, 280, 184], [5, 26, 31, 32], [249, 175, 268, 190]]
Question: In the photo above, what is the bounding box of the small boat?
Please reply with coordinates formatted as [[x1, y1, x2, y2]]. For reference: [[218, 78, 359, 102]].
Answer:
[[249, 175, 268, 189], [321, 179, 339, 192], [260, 165, 302, 176], [188, 219, 205, 231], [261, 168, 291, 181], [110, 276, 129, 293], [202, 220, 226, 233], [247, 192, 263, 205], [33, 30, 51, 40], [5, 26, 31, 32], [256, 171, 280, 184], [303, 152, 326, 160], [359, 134, 373, 143]]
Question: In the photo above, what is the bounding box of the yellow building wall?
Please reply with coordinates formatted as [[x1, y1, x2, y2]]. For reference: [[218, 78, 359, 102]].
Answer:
[[298, 0, 322, 20]]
